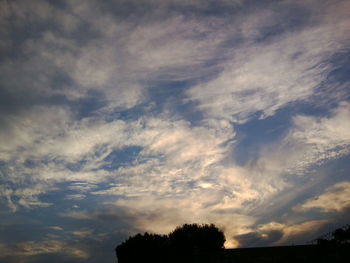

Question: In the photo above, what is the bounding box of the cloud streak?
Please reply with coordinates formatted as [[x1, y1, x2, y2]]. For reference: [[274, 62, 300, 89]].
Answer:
[[295, 181, 350, 213], [187, 3, 350, 123]]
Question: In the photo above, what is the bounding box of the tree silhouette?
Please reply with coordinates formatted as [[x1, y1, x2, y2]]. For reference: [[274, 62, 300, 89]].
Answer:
[[169, 223, 225, 252], [116, 232, 168, 263], [317, 225, 350, 245], [115, 223, 226, 263], [333, 226, 350, 244]]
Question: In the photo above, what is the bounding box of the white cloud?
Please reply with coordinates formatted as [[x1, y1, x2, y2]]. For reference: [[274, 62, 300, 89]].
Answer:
[[50, 226, 64, 231], [68, 182, 98, 192], [106, 101, 349, 244], [295, 181, 350, 212], [0, 240, 89, 259], [0, 105, 125, 164], [0, 186, 17, 212], [2, 102, 348, 247], [236, 219, 330, 247], [0, 184, 54, 212], [64, 194, 86, 200], [0, 0, 233, 111], [1, 0, 350, 252], [186, 4, 350, 123], [2, 0, 349, 115], [260, 102, 350, 176], [72, 230, 92, 238], [15, 188, 53, 209], [0, 106, 73, 161], [0, 110, 236, 210], [124, 16, 225, 81]]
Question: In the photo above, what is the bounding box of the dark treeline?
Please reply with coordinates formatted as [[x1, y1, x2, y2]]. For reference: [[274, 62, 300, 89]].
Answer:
[[316, 225, 350, 245], [115, 223, 350, 263], [115, 223, 225, 263]]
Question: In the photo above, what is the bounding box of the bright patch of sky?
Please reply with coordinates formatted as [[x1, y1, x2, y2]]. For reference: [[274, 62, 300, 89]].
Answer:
[[0, 0, 350, 262]]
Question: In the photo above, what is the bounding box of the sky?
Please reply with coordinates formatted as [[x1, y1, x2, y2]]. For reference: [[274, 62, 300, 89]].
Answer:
[[0, 0, 350, 262]]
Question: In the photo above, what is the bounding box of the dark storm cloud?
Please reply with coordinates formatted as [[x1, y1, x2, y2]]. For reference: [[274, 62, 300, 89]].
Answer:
[[234, 229, 284, 247]]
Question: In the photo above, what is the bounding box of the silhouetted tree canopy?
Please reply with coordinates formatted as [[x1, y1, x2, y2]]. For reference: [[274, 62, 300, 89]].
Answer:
[[333, 226, 350, 244], [115, 223, 225, 263], [169, 223, 226, 252], [317, 225, 350, 245], [116, 232, 168, 263], [116, 224, 350, 263]]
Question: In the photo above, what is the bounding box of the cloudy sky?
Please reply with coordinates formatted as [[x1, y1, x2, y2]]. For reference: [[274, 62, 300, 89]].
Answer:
[[1, 0, 350, 262]]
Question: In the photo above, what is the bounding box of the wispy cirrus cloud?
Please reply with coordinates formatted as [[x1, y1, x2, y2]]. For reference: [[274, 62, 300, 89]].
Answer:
[[295, 181, 350, 213], [255, 102, 350, 178], [0, 240, 89, 262], [0, 111, 235, 211], [1, 0, 350, 261], [234, 219, 331, 247], [187, 16, 350, 123]]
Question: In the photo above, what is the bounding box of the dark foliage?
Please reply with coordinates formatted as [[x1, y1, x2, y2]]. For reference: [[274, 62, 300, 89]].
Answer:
[[115, 223, 225, 263], [116, 232, 169, 263], [317, 225, 350, 245], [169, 223, 225, 252], [116, 224, 350, 263]]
